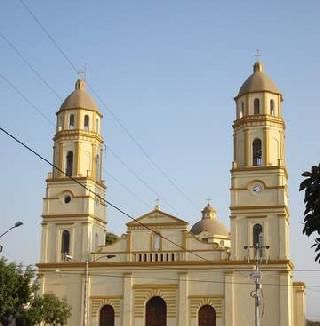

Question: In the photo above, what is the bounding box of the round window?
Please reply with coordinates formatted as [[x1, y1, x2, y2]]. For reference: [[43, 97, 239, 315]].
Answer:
[[64, 195, 72, 204]]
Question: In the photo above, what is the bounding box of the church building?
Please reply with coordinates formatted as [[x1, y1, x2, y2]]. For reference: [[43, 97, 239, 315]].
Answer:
[[38, 61, 305, 326]]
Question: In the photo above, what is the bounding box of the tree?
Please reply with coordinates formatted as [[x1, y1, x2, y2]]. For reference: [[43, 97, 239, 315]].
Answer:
[[105, 232, 119, 246], [307, 320, 320, 326], [300, 164, 320, 262], [26, 293, 71, 325], [0, 258, 71, 325], [0, 258, 35, 326]]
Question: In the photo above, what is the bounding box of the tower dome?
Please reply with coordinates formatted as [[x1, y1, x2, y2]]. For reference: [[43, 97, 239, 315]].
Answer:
[[59, 79, 100, 112], [235, 61, 282, 99], [190, 204, 229, 236]]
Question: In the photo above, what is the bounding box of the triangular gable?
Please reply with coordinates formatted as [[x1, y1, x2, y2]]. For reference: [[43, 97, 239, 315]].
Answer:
[[127, 208, 188, 227]]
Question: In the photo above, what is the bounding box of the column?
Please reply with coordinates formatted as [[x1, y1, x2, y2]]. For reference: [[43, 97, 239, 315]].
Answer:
[[244, 129, 249, 166], [263, 127, 269, 166]]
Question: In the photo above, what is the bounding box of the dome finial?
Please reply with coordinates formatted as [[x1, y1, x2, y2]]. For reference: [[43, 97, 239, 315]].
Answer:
[[75, 79, 86, 90], [253, 49, 264, 73], [201, 200, 216, 220], [154, 198, 160, 210]]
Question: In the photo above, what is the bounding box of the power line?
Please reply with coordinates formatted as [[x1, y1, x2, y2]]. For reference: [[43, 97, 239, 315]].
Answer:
[[0, 29, 182, 216], [104, 170, 150, 209], [0, 29, 179, 215], [0, 30, 62, 101], [106, 144, 179, 215], [0, 125, 207, 262], [0, 72, 54, 127], [17, 0, 195, 208], [10, 265, 315, 289]]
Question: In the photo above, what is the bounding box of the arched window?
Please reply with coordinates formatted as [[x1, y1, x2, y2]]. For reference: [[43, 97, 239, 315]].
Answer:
[[239, 102, 244, 118], [96, 118, 100, 133], [99, 305, 114, 326], [96, 154, 100, 181], [198, 305, 216, 326], [254, 99, 260, 115], [253, 223, 263, 247], [66, 151, 73, 176], [61, 230, 70, 259], [252, 139, 262, 166], [270, 99, 275, 116], [84, 115, 89, 129], [69, 114, 75, 129], [146, 296, 167, 326]]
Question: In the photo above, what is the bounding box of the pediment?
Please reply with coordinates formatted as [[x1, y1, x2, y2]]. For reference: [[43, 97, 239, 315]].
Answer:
[[127, 208, 188, 227]]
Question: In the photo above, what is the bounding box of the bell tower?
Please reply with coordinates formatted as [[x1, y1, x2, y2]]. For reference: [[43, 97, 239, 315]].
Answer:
[[230, 61, 289, 260], [40, 79, 106, 263]]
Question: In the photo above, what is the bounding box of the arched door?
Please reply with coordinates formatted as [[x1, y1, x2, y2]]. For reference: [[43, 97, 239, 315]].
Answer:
[[145, 296, 167, 326], [100, 304, 114, 326], [198, 305, 216, 326]]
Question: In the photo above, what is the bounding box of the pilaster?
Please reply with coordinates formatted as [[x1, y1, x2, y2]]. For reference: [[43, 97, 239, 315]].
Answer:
[[178, 272, 188, 326], [122, 273, 133, 326]]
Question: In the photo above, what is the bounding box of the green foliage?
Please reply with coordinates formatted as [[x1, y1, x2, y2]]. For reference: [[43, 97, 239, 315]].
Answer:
[[26, 293, 71, 325], [300, 164, 320, 262], [307, 320, 320, 326], [0, 258, 71, 326], [0, 257, 35, 326], [105, 232, 119, 246]]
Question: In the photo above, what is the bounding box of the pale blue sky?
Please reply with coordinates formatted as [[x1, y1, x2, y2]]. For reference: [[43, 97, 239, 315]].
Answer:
[[1, 0, 320, 319]]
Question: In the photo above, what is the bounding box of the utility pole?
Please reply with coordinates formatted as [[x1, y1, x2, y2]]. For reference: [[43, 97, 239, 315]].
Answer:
[[83, 259, 89, 326], [244, 234, 269, 326]]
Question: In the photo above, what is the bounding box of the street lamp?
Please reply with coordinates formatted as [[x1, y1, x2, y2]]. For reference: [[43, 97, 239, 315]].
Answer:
[[0, 221, 23, 252], [0, 221, 23, 239]]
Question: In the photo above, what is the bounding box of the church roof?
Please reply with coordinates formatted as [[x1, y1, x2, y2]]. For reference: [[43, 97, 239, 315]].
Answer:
[[190, 204, 229, 236], [236, 62, 282, 99], [59, 79, 100, 113], [127, 206, 188, 227]]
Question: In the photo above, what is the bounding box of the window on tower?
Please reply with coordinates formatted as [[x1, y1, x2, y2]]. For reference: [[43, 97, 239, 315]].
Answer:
[[270, 99, 275, 116], [252, 138, 262, 166], [96, 154, 100, 181], [239, 102, 244, 118], [69, 114, 75, 129], [253, 223, 263, 246], [96, 118, 99, 133], [61, 230, 70, 260], [253, 223, 264, 257], [254, 99, 260, 115], [66, 151, 73, 176], [84, 115, 89, 129]]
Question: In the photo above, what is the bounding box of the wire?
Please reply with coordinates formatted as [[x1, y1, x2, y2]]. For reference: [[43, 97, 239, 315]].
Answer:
[[0, 29, 182, 216], [17, 0, 195, 208], [0, 125, 207, 262], [0, 30, 62, 101], [104, 170, 150, 209], [0, 72, 54, 127], [106, 144, 179, 215], [10, 267, 315, 289]]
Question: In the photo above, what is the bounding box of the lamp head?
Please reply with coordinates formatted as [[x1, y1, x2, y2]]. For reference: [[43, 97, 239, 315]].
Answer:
[[14, 221, 23, 228]]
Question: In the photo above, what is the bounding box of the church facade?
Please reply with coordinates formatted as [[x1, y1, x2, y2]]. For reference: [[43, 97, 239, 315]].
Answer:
[[38, 62, 305, 326]]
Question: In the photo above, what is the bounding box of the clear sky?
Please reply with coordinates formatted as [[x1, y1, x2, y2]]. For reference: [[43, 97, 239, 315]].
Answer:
[[1, 0, 320, 320]]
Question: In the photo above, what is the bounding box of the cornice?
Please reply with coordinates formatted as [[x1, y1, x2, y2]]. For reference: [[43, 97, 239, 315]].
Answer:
[[37, 259, 294, 270], [53, 129, 104, 143], [56, 107, 103, 118], [233, 114, 285, 129]]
